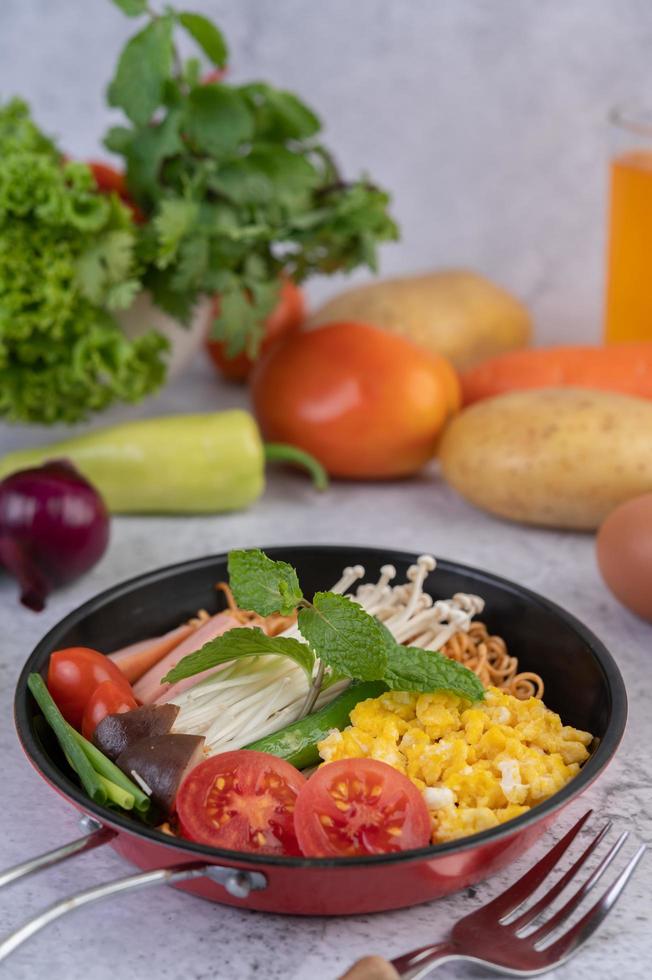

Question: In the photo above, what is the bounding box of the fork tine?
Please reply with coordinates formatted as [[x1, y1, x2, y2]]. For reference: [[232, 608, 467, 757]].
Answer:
[[526, 831, 628, 942], [541, 844, 647, 963], [481, 810, 592, 919], [507, 821, 613, 931]]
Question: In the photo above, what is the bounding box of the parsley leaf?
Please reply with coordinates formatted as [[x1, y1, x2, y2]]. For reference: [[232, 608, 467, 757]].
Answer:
[[177, 12, 228, 67], [162, 627, 316, 684], [110, 0, 148, 15], [75, 230, 136, 306], [241, 83, 321, 141], [107, 16, 175, 126], [182, 85, 253, 156], [153, 198, 199, 269], [297, 592, 387, 681], [104, 4, 399, 357], [228, 549, 304, 616]]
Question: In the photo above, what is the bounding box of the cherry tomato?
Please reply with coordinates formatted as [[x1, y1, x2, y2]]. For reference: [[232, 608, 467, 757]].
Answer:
[[251, 321, 460, 478], [293, 759, 431, 857], [47, 647, 135, 729], [86, 161, 144, 223], [205, 279, 305, 382], [176, 750, 306, 855], [81, 680, 138, 741]]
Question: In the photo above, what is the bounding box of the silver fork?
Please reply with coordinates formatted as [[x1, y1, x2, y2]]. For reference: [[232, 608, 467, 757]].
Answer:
[[340, 811, 646, 979]]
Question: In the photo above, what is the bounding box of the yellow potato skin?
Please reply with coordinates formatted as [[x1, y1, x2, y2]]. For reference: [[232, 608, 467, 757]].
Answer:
[[438, 387, 652, 530], [308, 269, 531, 369]]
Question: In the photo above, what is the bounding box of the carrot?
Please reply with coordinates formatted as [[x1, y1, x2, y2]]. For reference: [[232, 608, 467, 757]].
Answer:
[[460, 342, 652, 406], [108, 623, 197, 683]]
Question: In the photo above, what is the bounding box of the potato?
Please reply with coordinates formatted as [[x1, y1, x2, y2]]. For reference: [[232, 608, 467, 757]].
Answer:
[[438, 387, 652, 529], [308, 269, 531, 369]]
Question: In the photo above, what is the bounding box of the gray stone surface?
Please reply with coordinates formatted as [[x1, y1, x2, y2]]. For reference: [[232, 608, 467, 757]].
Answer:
[[0, 358, 651, 979]]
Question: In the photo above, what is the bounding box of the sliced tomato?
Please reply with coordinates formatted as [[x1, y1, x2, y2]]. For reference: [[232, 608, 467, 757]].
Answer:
[[176, 750, 306, 855], [47, 647, 136, 729], [294, 759, 431, 857], [81, 680, 138, 741]]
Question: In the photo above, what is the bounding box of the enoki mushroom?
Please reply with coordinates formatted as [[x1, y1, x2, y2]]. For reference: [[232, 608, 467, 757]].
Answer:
[[172, 555, 543, 755]]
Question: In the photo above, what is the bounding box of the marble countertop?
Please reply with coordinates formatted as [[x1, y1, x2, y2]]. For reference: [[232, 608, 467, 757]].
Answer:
[[0, 359, 650, 980]]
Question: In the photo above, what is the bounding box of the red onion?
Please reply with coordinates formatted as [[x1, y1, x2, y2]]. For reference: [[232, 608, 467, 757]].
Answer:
[[0, 460, 110, 611]]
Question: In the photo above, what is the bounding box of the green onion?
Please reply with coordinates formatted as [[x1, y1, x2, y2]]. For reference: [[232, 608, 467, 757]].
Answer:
[[98, 775, 135, 810], [27, 673, 107, 805], [68, 728, 151, 814]]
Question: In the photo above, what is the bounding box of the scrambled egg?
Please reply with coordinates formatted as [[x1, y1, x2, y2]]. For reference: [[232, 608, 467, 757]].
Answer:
[[318, 687, 593, 843]]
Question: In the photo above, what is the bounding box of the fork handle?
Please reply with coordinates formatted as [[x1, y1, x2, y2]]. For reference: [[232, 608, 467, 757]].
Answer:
[[390, 941, 461, 979], [339, 943, 459, 980]]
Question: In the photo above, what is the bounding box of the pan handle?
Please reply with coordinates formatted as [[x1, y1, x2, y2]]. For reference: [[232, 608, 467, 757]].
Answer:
[[0, 815, 115, 890], [0, 861, 267, 963]]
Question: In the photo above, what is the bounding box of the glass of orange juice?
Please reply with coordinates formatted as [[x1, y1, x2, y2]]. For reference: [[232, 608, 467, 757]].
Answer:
[[604, 108, 652, 342]]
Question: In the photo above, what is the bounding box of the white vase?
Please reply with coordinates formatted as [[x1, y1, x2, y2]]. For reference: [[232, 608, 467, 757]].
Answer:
[[116, 292, 213, 379]]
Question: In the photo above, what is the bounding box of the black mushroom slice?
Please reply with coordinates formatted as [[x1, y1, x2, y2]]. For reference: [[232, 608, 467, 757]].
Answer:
[[115, 733, 205, 814], [93, 703, 180, 761]]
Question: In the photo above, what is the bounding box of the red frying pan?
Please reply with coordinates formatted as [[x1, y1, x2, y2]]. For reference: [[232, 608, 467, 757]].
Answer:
[[4, 547, 626, 957]]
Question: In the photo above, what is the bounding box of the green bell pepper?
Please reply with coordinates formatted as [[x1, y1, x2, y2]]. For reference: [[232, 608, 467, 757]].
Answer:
[[245, 680, 388, 769], [0, 410, 327, 513]]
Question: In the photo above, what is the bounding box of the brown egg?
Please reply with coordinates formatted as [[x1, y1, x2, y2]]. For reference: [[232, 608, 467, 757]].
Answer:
[[597, 493, 652, 622]]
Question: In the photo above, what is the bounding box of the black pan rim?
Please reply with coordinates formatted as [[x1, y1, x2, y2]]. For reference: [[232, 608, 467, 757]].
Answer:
[[14, 544, 628, 871]]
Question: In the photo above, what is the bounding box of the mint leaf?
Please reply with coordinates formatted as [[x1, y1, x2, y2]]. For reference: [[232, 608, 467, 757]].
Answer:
[[183, 85, 253, 156], [228, 549, 303, 616], [178, 12, 228, 67], [162, 627, 315, 684], [107, 16, 174, 126], [110, 0, 147, 15], [297, 592, 387, 680], [384, 644, 484, 702]]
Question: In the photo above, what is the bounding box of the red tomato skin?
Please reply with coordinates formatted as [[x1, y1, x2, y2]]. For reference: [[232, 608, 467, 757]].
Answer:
[[47, 647, 135, 729], [294, 758, 431, 858], [202, 68, 227, 84], [176, 750, 306, 856], [81, 680, 138, 741], [251, 321, 456, 478], [205, 279, 305, 382], [86, 161, 145, 223]]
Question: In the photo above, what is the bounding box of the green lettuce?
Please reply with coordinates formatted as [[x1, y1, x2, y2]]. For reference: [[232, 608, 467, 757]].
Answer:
[[0, 99, 167, 424]]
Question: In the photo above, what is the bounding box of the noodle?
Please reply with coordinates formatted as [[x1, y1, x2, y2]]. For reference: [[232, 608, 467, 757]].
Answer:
[[442, 621, 544, 699]]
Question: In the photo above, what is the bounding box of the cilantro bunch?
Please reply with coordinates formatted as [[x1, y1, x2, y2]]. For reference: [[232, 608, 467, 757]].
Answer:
[[0, 99, 167, 424], [105, 0, 399, 356], [163, 550, 485, 704]]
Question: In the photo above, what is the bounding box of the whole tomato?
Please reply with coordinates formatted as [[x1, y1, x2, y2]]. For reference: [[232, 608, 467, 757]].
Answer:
[[47, 646, 135, 729], [206, 279, 305, 382], [81, 679, 138, 741], [251, 321, 460, 478], [86, 161, 144, 223]]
